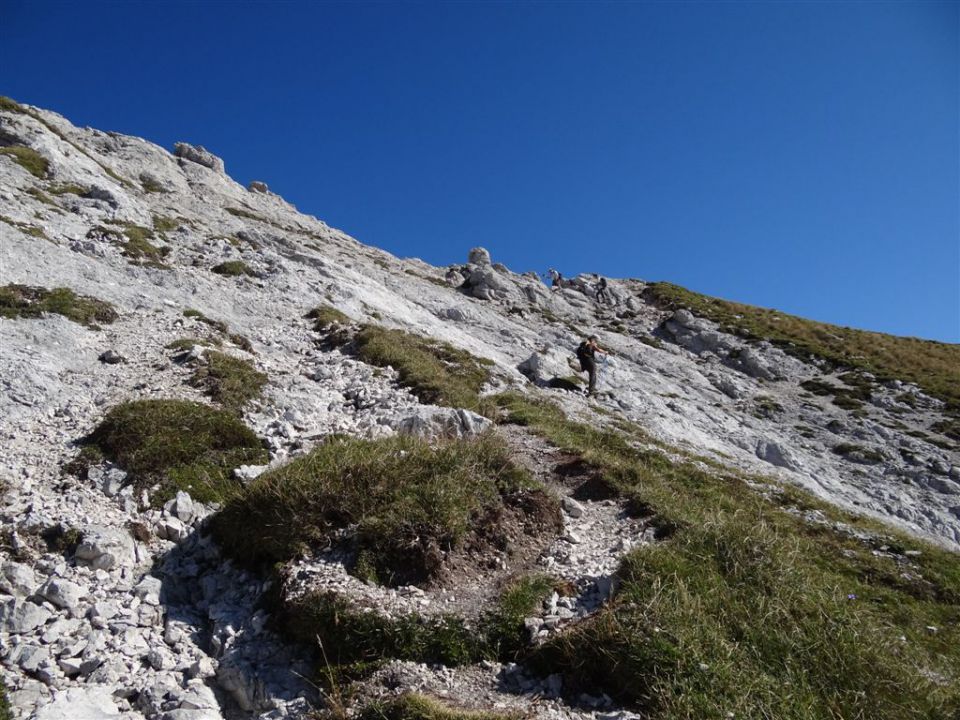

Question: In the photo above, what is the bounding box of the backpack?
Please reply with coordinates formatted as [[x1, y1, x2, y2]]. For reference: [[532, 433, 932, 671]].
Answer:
[[576, 341, 592, 363]]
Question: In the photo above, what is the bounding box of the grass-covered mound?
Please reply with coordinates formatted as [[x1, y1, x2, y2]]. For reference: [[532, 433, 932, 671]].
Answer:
[[353, 326, 496, 416], [212, 434, 541, 585], [306, 304, 351, 330], [646, 282, 960, 408], [85, 399, 267, 504], [0, 284, 117, 328], [189, 350, 267, 413], [357, 693, 519, 720], [493, 393, 960, 719], [286, 574, 555, 669], [211, 260, 256, 277]]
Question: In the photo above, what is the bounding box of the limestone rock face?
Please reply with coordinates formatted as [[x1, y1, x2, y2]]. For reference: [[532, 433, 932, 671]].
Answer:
[[2, 99, 959, 720], [173, 142, 225, 173], [390, 407, 492, 439], [34, 687, 124, 720]]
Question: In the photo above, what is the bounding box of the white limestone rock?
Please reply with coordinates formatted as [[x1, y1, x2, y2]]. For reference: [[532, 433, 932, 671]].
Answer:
[[75, 525, 137, 571]]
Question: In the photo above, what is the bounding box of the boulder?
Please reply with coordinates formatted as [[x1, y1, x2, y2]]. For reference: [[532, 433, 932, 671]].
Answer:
[[247, 180, 269, 193], [75, 525, 137, 571], [756, 439, 798, 470], [0, 560, 38, 597], [391, 407, 492, 440], [37, 576, 85, 611], [173, 142, 225, 173], [165, 491, 196, 524], [0, 597, 52, 633], [468, 247, 492, 266], [35, 687, 123, 720], [518, 347, 580, 385]]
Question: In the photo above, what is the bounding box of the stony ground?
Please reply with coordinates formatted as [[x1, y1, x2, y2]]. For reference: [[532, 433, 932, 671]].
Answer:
[[1, 100, 958, 719]]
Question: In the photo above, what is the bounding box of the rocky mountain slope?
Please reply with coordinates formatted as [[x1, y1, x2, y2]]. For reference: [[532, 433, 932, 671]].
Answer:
[[1, 98, 958, 720]]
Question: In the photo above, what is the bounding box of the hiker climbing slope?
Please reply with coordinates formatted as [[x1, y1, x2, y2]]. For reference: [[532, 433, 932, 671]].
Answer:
[[595, 276, 609, 304], [576, 335, 608, 396]]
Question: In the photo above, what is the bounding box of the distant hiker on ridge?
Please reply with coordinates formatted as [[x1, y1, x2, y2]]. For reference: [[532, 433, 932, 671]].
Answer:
[[548, 268, 563, 289], [595, 276, 609, 304], [576, 335, 608, 397]]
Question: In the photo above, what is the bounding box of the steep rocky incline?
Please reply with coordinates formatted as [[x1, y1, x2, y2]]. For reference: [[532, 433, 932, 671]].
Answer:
[[1, 100, 958, 720]]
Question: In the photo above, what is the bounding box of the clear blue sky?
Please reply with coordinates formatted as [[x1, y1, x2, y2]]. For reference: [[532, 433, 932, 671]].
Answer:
[[2, 1, 957, 341]]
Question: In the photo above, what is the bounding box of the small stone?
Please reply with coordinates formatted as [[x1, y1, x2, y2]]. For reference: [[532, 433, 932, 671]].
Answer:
[[98, 350, 125, 364], [562, 496, 585, 518], [147, 648, 171, 670]]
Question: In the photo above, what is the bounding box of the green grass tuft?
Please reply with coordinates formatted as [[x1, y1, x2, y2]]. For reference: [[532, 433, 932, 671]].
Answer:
[[189, 350, 267, 413], [46, 183, 87, 196], [0, 145, 49, 178], [183, 308, 229, 334], [0, 284, 117, 328], [285, 572, 555, 670], [85, 399, 267, 505], [152, 214, 179, 232], [494, 392, 960, 719], [646, 282, 960, 407], [212, 434, 536, 584], [354, 326, 496, 416], [306, 304, 351, 330], [211, 260, 256, 277], [357, 694, 519, 720]]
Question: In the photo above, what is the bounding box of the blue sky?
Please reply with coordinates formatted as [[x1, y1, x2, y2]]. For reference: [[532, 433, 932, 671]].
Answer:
[[2, 1, 957, 341]]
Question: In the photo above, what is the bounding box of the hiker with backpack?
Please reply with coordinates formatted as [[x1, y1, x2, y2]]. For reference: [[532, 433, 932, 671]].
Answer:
[[595, 276, 609, 304], [576, 335, 608, 396], [548, 268, 564, 289]]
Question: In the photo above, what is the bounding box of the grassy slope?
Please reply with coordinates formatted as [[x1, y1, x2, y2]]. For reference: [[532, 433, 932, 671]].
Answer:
[[645, 282, 960, 408], [495, 393, 959, 720]]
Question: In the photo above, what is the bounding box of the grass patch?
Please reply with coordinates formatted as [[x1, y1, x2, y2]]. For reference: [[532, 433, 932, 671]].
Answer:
[[353, 326, 496, 416], [357, 694, 519, 720], [639, 334, 664, 350], [140, 175, 167, 193], [0, 145, 48, 177], [752, 394, 784, 418], [46, 182, 87, 196], [831, 443, 886, 463], [120, 223, 168, 266], [931, 418, 960, 442], [183, 308, 229, 334], [188, 350, 267, 413], [0, 284, 117, 328], [0, 677, 11, 720], [306, 304, 351, 330], [225, 206, 267, 222], [211, 260, 256, 277], [25, 186, 55, 205], [799, 377, 868, 411], [646, 282, 960, 407], [494, 392, 960, 719], [0, 214, 48, 240], [212, 434, 535, 585], [152, 214, 179, 232], [165, 336, 222, 351], [284, 573, 554, 670], [84, 399, 267, 505]]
